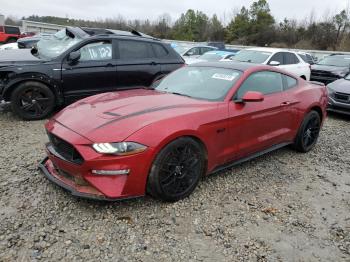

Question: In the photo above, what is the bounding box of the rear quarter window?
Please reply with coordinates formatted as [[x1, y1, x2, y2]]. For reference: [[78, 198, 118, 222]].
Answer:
[[152, 44, 168, 58], [284, 75, 298, 90]]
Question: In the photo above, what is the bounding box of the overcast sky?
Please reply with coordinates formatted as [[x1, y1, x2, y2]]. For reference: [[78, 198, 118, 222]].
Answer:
[[1, 0, 349, 24]]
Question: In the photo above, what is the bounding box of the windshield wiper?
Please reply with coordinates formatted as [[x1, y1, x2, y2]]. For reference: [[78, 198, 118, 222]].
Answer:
[[167, 91, 193, 98]]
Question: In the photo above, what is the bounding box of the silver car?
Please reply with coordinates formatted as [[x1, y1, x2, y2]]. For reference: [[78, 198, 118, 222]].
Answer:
[[327, 76, 350, 115]]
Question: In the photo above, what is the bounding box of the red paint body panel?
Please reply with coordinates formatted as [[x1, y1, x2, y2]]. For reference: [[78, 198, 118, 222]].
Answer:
[[41, 64, 328, 200]]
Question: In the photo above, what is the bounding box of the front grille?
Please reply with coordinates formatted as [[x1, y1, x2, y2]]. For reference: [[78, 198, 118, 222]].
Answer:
[[333, 92, 350, 103], [48, 133, 84, 164]]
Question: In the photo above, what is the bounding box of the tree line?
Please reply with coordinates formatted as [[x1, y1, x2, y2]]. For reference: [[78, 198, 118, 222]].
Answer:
[[5, 0, 350, 51]]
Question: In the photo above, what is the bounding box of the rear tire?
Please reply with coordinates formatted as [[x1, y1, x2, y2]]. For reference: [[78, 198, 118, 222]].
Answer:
[[10, 81, 55, 120], [147, 137, 206, 202], [293, 110, 321, 152]]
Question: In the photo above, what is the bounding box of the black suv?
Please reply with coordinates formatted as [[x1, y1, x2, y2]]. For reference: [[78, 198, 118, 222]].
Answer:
[[0, 27, 184, 120], [311, 54, 350, 84]]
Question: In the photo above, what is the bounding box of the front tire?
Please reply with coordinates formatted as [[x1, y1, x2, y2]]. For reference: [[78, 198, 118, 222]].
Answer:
[[147, 137, 206, 202], [10, 81, 55, 120], [6, 37, 17, 43], [293, 110, 321, 152]]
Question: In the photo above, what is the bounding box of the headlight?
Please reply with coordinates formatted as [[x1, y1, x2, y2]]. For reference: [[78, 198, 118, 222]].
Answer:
[[92, 142, 147, 155], [326, 85, 335, 96]]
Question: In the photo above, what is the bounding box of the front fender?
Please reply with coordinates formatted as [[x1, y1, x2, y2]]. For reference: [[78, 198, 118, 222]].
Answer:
[[2, 72, 63, 103], [125, 120, 223, 174]]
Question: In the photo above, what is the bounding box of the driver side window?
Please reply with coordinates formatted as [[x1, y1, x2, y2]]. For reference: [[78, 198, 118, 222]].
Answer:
[[235, 71, 284, 99], [268, 52, 284, 65], [79, 41, 112, 61], [185, 47, 199, 56]]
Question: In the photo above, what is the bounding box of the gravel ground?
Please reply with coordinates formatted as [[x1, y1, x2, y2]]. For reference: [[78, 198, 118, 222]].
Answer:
[[0, 108, 349, 262]]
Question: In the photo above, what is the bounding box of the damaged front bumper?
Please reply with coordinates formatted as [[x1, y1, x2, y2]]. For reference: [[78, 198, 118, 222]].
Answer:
[[38, 157, 141, 201]]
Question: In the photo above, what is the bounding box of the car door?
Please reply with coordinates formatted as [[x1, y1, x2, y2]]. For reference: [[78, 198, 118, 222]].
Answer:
[[226, 70, 295, 161], [61, 39, 117, 103], [116, 39, 161, 88], [279, 52, 302, 77]]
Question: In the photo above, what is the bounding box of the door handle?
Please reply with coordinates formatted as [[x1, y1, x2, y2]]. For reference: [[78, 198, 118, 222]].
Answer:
[[150, 61, 157, 66], [281, 101, 291, 106], [105, 63, 114, 67]]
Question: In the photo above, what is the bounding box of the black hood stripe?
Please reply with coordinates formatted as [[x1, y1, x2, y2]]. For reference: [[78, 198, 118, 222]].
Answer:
[[104, 112, 121, 117], [95, 105, 185, 129]]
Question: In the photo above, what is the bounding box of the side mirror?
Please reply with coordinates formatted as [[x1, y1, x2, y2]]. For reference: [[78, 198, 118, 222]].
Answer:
[[242, 91, 264, 102], [185, 51, 194, 56], [269, 61, 280, 66], [67, 50, 81, 64]]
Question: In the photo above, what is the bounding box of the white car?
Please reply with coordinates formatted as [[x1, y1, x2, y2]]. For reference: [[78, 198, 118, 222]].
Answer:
[[233, 47, 311, 80], [173, 45, 217, 59], [0, 42, 18, 51]]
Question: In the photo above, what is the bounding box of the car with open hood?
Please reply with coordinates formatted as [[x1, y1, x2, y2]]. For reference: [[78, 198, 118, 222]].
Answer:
[[39, 62, 327, 202], [311, 54, 350, 85], [0, 27, 184, 120]]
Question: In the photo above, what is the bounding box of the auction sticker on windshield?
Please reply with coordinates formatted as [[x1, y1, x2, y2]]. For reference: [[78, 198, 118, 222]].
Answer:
[[212, 72, 239, 81]]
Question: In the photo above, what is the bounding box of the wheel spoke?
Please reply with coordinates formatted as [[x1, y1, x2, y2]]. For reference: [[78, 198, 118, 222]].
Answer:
[[34, 103, 44, 115], [36, 97, 50, 102], [162, 175, 176, 188], [21, 103, 35, 111]]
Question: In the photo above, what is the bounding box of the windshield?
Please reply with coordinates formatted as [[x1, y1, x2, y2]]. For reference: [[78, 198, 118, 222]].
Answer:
[[199, 53, 224, 61], [233, 50, 272, 63], [155, 66, 242, 101], [36, 29, 84, 59], [173, 46, 187, 54], [317, 55, 350, 67]]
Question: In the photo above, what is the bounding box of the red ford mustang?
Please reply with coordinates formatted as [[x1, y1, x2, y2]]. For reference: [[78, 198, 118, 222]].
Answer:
[[39, 62, 328, 202]]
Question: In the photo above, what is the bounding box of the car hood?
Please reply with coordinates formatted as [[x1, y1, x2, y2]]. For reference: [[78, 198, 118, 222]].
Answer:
[[311, 64, 349, 76], [328, 78, 350, 94], [0, 49, 42, 67], [53, 89, 217, 143]]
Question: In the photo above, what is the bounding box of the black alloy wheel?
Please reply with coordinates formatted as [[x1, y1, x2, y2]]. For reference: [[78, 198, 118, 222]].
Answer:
[[11, 81, 55, 120], [302, 114, 320, 148], [293, 110, 321, 152], [147, 137, 206, 202]]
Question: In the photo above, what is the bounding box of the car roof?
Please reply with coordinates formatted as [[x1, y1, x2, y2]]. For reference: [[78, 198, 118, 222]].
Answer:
[[245, 47, 297, 54], [189, 45, 217, 49], [188, 61, 261, 71], [204, 50, 236, 55], [73, 27, 160, 41]]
